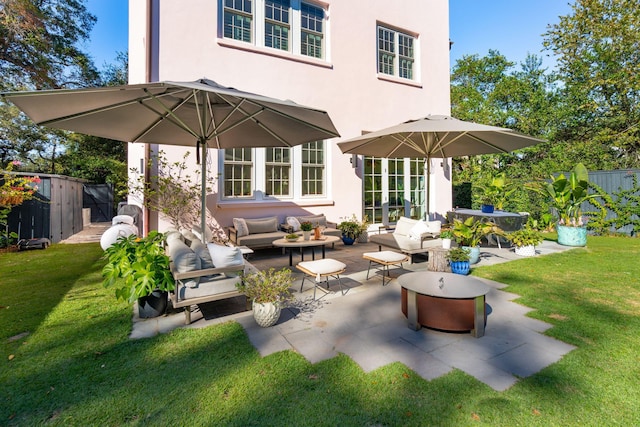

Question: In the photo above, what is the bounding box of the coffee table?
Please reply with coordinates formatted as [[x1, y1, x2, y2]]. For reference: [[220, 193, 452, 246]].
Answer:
[[272, 235, 340, 266], [397, 271, 490, 337]]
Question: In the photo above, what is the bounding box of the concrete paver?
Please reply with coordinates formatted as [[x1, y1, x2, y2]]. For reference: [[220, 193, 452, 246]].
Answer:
[[66, 223, 577, 391]]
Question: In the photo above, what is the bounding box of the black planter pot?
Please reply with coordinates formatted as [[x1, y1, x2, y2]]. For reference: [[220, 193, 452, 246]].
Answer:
[[138, 290, 168, 318]]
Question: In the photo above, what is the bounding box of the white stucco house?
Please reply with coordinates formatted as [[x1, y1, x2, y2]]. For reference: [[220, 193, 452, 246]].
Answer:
[[127, 0, 452, 235]]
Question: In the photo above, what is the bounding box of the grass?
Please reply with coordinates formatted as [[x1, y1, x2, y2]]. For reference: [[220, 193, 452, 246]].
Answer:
[[1, 237, 639, 426]]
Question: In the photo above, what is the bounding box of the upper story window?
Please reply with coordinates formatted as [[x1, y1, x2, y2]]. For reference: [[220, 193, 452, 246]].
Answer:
[[223, 0, 253, 42], [377, 24, 416, 80], [222, 0, 327, 60]]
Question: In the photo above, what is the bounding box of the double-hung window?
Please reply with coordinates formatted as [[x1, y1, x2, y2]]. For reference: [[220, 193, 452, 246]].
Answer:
[[265, 0, 290, 51], [223, 0, 253, 43], [222, 0, 327, 60], [377, 24, 416, 80], [222, 141, 326, 199]]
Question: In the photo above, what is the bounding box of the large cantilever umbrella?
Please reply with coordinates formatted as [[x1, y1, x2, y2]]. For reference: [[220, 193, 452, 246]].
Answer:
[[337, 115, 544, 218], [2, 78, 340, 240]]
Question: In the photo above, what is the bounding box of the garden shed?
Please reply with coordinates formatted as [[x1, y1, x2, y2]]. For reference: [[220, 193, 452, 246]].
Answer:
[[4, 172, 86, 243]]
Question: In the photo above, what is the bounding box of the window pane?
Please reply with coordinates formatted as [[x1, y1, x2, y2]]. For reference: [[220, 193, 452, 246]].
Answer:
[[223, 149, 253, 197], [265, 147, 291, 196], [265, 0, 290, 51], [302, 141, 324, 196], [224, 0, 253, 42], [377, 25, 415, 80], [301, 3, 323, 58]]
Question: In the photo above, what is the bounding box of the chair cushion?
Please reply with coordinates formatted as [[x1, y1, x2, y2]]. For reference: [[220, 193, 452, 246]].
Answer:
[[363, 251, 408, 264], [296, 214, 327, 227], [409, 220, 431, 241], [167, 238, 201, 287], [298, 258, 346, 275], [233, 218, 249, 237], [286, 216, 301, 231], [207, 243, 244, 277]]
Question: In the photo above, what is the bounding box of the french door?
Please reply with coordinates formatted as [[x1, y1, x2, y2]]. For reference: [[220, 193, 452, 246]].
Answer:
[[363, 156, 426, 225]]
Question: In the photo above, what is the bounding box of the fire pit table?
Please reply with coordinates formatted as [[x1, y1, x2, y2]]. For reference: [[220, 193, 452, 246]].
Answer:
[[398, 271, 490, 337]]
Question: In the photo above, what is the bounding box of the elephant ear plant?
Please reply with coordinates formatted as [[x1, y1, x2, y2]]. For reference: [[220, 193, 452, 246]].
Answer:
[[528, 163, 598, 227], [101, 231, 175, 303]]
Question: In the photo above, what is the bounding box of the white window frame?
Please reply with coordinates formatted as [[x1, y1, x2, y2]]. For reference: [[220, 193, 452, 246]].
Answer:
[[377, 23, 418, 81], [220, 0, 328, 62], [220, 142, 327, 201]]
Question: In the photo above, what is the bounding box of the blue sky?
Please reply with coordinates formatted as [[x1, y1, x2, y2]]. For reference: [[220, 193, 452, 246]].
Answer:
[[85, 0, 573, 71]]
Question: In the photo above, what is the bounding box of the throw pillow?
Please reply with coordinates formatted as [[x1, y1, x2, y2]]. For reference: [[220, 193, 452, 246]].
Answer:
[[207, 244, 244, 277], [409, 220, 431, 241], [286, 216, 301, 232], [192, 225, 213, 242], [296, 214, 327, 227], [233, 218, 249, 237]]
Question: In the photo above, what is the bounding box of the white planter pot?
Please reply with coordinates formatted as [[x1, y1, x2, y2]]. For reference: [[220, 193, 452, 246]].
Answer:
[[514, 245, 536, 257], [252, 301, 282, 327], [357, 231, 369, 243], [302, 231, 311, 241], [442, 238, 452, 249]]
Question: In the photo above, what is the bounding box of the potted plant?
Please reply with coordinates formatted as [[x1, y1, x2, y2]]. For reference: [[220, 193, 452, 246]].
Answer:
[[440, 228, 454, 249], [300, 221, 313, 240], [475, 172, 514, 213], [237, 267, 293, 327], [101, 231, 175, 318], [527, 163, 598, 247], [285, 233, 300, 242], [445, 247, 471, 275], [451, 217, 503, 264], [337, 214, 363, 245], [507, 227, 544, 257]]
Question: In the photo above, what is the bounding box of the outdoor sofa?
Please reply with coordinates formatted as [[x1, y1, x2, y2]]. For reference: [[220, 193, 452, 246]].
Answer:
[[227, 214, 341, 250], [165, 230, 257, 324], [369, 217, 442, 262]]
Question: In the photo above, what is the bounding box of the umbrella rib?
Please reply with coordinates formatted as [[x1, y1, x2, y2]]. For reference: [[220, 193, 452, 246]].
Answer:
[[133, 88, 202, 141], [215, 92, 340, 138], [33, 87, 186, 127]]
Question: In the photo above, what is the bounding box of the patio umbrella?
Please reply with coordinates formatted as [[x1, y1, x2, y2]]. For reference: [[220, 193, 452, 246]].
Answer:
[[337, 115, 544, 218], [2, 78, 340, 240]]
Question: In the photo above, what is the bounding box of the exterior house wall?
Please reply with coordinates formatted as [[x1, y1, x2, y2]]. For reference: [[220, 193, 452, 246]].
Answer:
[[128, 0, 452, 233]]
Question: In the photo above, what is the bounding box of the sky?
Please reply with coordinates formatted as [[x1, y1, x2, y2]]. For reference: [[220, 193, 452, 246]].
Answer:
[[85, 0, 574, 71]]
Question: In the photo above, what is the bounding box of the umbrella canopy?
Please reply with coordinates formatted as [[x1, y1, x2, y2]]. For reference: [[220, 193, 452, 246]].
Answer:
[[3, 78, 340, 240], [337, 115, 544, 218]]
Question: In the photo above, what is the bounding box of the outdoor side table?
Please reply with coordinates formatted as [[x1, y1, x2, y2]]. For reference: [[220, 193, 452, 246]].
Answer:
[[398, 271, 490, 337]]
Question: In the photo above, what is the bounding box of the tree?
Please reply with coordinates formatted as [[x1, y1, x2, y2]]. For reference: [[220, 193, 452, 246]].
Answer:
[[0, 0, 99, 90], [544, 0, 640, 167]]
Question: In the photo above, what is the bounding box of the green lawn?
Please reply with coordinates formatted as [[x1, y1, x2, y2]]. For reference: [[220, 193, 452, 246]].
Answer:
[[1, 237, 639, 426]]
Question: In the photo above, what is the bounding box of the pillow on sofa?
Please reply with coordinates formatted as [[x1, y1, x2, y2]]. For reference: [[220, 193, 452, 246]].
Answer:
[[409, 220, 431, 241], [427, 220, 442, 234], [245, 216, 279, 234], [286, 216, 301, 231], [192, 225, 213, 242], [296, 214, 327, 227], [167, 239, 202, 287], [233, 218, 249, 237], [207, 243, 244, 277]]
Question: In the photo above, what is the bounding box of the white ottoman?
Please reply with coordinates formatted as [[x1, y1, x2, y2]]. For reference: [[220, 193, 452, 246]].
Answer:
[[296, 258, 347, 300], [363, 251, 410, 285]]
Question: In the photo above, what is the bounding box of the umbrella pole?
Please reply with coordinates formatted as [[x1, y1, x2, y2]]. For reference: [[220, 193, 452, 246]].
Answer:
[[426, 157, 430, 221], [200, 139, 207, 244]]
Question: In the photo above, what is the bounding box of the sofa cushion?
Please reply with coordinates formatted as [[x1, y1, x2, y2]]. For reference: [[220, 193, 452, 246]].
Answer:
[[236, 231, 287, 248], [245, 216, 279, 234], [233, 218, 249, 237], [409, 220, 430, 241], [191, 225, 213, 242], [167, 238, 201, 287], [207, 243, 244, 277], [393, 217, 418, 236], [296, 214, 327, 227], [286, 216, 301, 231]]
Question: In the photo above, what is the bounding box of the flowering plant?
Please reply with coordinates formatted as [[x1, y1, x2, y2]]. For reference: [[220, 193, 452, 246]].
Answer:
[[101, 231, 175, 303], [237, 268, 293, 304], [300, 221, 313, 231], [0, 161, 41, 208], [1, 161, 41, 248]]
